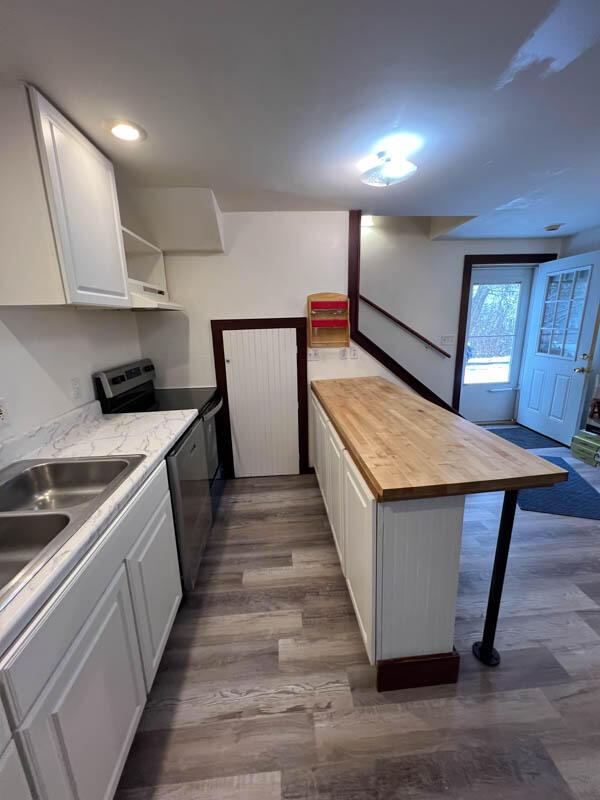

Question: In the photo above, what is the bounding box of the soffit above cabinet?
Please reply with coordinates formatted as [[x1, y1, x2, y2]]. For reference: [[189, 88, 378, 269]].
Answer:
[[117, 186, 225, 253]]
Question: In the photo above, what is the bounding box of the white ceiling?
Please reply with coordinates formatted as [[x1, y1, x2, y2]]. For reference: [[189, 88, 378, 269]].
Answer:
[[2, 0, 600, 237]]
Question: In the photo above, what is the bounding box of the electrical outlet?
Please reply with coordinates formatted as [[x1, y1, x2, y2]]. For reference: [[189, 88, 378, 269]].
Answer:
[[0, 399, 9, 427], [307, 349, 321, 362], [348, 347, 359, 360], [339, 348, 348, 360], [70, 377, 82, 401], [440, 335, 456, 347]]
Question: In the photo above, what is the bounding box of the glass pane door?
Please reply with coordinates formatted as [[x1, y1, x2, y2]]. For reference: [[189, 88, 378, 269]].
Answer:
[[536, 267, 590, 359], [464, 282, 522, 384]]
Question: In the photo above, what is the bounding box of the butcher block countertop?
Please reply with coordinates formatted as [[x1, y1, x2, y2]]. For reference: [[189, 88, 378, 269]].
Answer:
[[311, 377, 568, 502]]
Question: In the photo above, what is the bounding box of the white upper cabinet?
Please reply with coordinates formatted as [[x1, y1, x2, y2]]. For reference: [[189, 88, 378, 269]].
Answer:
[[0, 84, 130, 308], [30, 88, 130, 307]]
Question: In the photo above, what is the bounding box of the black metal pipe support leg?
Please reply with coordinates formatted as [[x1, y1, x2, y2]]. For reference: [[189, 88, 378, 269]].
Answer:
[[472, 489, 518, 667]]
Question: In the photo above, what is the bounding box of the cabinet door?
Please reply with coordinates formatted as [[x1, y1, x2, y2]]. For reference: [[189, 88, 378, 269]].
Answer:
[[126, 494, 182, 691], [19, 566, 145, 800], [0, 742, 33, 799], [326, 421, 345, 572], [343, 452, 376, 663], [309, 394, 318, 476], [30, 89, 130, 307], [316, 404, 329, 509]]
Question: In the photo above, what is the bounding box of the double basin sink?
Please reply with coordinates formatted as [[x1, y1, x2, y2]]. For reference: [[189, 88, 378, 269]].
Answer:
[[0, 455, 144, 611]]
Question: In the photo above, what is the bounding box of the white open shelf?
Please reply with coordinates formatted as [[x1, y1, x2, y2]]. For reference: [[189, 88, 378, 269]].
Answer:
[[121, 226, 182, 311]]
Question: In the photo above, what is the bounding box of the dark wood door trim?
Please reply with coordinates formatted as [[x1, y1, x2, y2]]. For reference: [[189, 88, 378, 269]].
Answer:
[[348, 210, 362, 335], [452, 253, 558, 411], [211, 317, 309, 478]]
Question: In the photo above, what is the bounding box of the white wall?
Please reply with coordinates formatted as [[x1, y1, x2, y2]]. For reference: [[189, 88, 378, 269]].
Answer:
[[360, 217, 563, 403], [564, 224, 600, 256], [0, 307, 141, 440], [136, 211, 402, 388]]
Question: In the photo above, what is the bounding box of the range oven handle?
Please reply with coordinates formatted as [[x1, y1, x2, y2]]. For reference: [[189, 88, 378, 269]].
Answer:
[[202, 397, 223, 421]]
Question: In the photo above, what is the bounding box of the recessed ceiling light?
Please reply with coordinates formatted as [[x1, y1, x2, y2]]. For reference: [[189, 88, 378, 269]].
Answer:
[[357, 131, 422, 188], [544, 222, 564, 231], [108, 120, 147, 142]]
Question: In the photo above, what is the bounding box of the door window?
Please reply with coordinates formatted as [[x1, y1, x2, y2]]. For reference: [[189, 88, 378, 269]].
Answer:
[[536, 268, 590, 358], [464, 283, 522, 384]]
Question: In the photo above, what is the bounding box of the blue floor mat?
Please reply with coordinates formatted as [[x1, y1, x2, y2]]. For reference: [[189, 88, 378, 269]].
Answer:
[[489, 425, 561, 449], [517, 456, 600, 520]]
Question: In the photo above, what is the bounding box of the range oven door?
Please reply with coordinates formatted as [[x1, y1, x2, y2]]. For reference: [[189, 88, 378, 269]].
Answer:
[[202, 399, 226, 519], [203, 399, 223, 480], [166, 418, 212, 592]]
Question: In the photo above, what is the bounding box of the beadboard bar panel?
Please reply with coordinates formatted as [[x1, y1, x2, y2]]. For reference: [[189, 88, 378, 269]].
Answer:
[[377, 496, 465, 660]]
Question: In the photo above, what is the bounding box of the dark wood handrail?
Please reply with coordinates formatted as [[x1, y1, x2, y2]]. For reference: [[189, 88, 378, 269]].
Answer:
[[359, 294, 452, 358]]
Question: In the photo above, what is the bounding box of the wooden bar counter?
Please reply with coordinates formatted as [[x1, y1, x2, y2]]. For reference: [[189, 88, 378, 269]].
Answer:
[[310, 377, 567, 691]]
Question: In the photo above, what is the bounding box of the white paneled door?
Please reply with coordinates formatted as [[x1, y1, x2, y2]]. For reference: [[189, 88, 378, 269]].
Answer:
[[224, 328, 299, 477], [517, 252, 600, 444]]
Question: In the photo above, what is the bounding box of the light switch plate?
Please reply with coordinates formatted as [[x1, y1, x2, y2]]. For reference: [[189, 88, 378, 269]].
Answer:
[[440, 335, 456, 346], [348, 346, 359, 360], [307, 349, 320, 362], [70, 377, 82, 401]]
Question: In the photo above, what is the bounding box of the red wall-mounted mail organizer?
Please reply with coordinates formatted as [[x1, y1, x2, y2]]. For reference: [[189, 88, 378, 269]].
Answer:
[[307, 293, 350, 348]]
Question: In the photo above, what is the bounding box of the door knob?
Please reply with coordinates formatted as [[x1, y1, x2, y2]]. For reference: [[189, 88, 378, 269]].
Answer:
[[579, 353, 591, 360], [573, 367, 590, 373]]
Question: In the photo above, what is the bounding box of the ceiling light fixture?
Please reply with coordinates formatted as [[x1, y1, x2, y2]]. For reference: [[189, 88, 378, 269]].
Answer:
[[357, 131, 423, 188], [109, 120, 147, 142]]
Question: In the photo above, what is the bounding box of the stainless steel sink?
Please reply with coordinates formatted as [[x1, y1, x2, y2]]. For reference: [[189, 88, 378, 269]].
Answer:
[[0, 513, 70, 590], [0, 458, 132, 511], [0, 455, 145, 610]]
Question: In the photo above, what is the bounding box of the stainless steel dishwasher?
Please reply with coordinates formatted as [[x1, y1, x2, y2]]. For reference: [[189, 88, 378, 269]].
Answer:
[[93, 359, 225, 592], [166, 417, 212, 592]]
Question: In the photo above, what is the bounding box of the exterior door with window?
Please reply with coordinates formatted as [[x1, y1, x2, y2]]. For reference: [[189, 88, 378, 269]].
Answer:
[[517, 252, 600, 445], [460, 267, 533, 422]]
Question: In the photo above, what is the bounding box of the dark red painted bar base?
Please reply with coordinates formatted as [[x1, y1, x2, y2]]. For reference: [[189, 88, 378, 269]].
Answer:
[[376, 649, 460, 692]]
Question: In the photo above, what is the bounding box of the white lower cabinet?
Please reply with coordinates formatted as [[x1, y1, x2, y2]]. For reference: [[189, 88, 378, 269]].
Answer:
[[314, 399, 329, 510], [0, 741, 34, 799], [325, 421, 345, 573], [310, 389, 465, 670], [342, 451, 376, 663], [0, 460, 182, 800], [17, 567, 145, 800], [126, 494, 182, 691], [311, 390, 377, 663]]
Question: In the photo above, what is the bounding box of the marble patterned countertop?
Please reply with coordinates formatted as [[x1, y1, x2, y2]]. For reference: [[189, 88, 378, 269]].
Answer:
[[0, 401, 197, 657]]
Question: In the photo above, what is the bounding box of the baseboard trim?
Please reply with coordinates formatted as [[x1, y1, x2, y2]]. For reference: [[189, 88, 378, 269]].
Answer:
[[376, 648, 460, 692]]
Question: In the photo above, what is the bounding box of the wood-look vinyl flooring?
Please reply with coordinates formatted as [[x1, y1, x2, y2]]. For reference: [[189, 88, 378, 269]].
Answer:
[[118, 445, 600, 799]]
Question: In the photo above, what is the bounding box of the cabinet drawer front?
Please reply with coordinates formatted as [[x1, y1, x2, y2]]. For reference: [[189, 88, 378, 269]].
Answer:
[[18, 566, 145, 800], [326, 418, 345, 453], [0, 741, 33, 799], [0, 698, 11, 754], [126, 493, 182, 691], [0, 462, 168, 722]]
